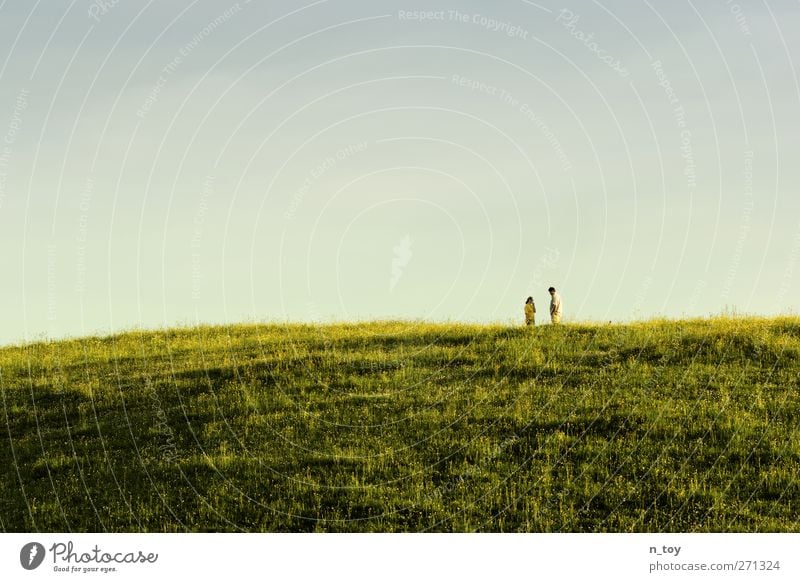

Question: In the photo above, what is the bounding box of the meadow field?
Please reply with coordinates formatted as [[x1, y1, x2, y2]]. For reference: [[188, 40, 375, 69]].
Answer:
[[1, 317, 798, 532]]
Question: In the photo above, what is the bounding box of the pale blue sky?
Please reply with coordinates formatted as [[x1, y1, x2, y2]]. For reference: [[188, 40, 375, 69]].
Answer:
[[0, 0, 798, 344]]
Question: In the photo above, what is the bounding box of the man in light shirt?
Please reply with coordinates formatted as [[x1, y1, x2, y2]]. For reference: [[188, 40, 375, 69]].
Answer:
[[548, 286, 562, 324]]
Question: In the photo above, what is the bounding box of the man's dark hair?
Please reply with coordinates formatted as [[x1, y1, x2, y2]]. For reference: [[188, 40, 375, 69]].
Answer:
[[548, 287, 555, 293]]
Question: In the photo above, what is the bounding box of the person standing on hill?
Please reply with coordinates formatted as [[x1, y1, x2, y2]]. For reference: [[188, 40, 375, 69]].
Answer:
[[524, 297, 536, 326], [549, 287, 562, 324]]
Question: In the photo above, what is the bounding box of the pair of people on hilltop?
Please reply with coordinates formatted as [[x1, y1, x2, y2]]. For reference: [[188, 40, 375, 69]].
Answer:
[[524, 287, 562, 326]]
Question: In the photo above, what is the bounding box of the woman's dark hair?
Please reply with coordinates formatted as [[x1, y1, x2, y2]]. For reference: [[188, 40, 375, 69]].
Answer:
[[548, 287, 556, 293], [526, 297, 533, 304]]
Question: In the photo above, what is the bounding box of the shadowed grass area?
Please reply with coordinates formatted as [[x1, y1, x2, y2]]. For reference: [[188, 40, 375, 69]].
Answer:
[[1, 317, 798, 532]]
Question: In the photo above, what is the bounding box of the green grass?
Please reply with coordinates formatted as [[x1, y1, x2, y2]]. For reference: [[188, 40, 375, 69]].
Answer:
[[1, 317, 799, 532]]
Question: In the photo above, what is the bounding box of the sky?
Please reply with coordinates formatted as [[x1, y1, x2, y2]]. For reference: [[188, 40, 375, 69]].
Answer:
[[0, 0, 798, 344]]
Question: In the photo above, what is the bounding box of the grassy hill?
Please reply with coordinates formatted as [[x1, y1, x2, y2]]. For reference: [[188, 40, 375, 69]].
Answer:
[[1, 317, 799, 532]]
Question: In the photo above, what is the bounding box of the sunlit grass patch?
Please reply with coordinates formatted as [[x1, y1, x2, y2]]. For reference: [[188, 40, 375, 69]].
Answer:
[[1, 317, 798, 531]]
